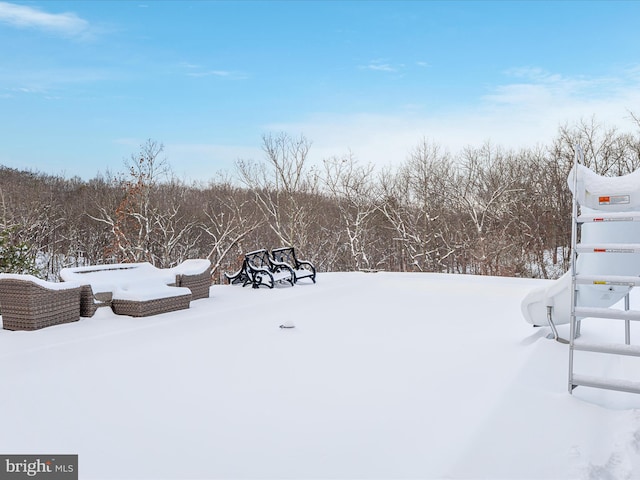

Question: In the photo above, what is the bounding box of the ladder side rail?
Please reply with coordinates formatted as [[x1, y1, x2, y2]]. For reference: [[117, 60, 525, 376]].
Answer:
[[626, 292, 631, 345], [568, 145, 582, 393]]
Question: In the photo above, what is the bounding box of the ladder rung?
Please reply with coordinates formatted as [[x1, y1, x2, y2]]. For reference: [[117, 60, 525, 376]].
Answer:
[[578, 212, 640, 223], [571, 374, 640, 394], [572, 341, 640, 356], [574, 307, 640, 321], [576, 243, 640, 254], [575, 274, 640, 286]]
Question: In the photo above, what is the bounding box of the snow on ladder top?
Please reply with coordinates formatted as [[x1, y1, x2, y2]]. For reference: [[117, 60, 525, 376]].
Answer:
[[569, 164, 640, 211]]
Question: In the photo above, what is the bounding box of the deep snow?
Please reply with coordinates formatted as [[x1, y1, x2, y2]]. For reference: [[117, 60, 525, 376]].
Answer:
[[2, 272, 640, 479]]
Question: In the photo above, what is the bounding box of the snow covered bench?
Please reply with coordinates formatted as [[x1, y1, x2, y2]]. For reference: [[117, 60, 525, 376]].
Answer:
[[271, 247, 316, 284], [60, 259, 211, 316], [242, 249, 294, 289], [224, 261, 249, 286]]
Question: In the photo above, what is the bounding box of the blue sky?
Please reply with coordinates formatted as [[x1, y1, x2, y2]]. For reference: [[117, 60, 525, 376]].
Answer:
[[1, 1, 640, 181]]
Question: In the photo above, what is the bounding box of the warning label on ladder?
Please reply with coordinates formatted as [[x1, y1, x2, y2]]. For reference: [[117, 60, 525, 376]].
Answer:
[[599, 195, 630, 205]]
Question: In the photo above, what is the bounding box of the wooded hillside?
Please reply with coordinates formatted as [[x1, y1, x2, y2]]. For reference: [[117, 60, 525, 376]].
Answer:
[[2, 118, 640, 282]]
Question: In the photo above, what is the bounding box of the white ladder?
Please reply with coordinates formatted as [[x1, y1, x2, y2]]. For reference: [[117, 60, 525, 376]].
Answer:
[[568, 149, 640, 394]]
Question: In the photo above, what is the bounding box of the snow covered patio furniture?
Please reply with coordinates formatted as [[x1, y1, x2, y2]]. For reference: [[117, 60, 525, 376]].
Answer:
[[110, 284, 192, 317], [271, 247, 316, 284], [79, 285, 112, 317], [172, 260, 212, 300], [224, 260, 249, 285], [243, 249, 295, 288], [60, 259, 211, 301], [59, 259, 210, 317], [0, 274, 81, 331]]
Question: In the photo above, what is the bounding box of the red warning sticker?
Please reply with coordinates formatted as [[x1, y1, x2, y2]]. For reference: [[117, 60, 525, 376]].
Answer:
[[599, 195, 630, 205]]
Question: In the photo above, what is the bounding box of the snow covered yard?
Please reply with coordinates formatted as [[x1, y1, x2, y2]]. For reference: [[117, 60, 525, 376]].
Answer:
[[2, 272, 640, 479]]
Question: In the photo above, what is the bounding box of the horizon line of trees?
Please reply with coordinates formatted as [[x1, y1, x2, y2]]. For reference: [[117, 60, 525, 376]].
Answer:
[[2, 116, 640, 283]]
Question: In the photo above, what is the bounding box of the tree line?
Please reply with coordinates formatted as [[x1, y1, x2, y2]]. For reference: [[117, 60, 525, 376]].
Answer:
[[2, 117, 640, 283]]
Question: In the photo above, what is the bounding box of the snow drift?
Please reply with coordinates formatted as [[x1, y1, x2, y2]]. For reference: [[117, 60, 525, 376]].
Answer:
[[2, 272, 640, 479]]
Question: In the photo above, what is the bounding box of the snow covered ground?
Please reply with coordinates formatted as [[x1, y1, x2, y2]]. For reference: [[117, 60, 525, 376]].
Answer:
[[2, 271, 640, 479]]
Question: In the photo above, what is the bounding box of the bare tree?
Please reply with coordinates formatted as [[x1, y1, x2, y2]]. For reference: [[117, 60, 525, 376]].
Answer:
[[322, 152, 378, 270], [4, 116, 640, 282], [448, 143, 526, 275], [87, 139, 195, 266], [554, 117, 640, 176], [200, 178, 265, 283], [378, 139, 455, 272], [236, 132, 319, 253]]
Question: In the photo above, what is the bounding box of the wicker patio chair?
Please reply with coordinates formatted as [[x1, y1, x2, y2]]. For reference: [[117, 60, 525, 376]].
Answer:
[[0, 274, 81, 331], [172, 260, 212, 300]]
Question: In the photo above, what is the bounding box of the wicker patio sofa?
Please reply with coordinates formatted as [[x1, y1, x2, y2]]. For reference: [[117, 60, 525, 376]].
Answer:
[[0, 274, 81, 331], [60, 259, 211, 316]]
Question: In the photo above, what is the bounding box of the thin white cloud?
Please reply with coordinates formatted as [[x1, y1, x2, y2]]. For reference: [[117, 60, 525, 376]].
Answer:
[[180, 62, 201, 70], [359, 60, 416, 75], [359, 59, 401, 73], [0, 1, 90, 38], [264, 67, 640, 169], [504, 66, 560, 81], [109, 139, 262, 181], [187, 70, 233, 78], [362, 63, 396, 72], [0, 67, 114, 96], [164, 143, 262, 181], [483, 67, 635, 118], [179, 62, 247, 80]]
